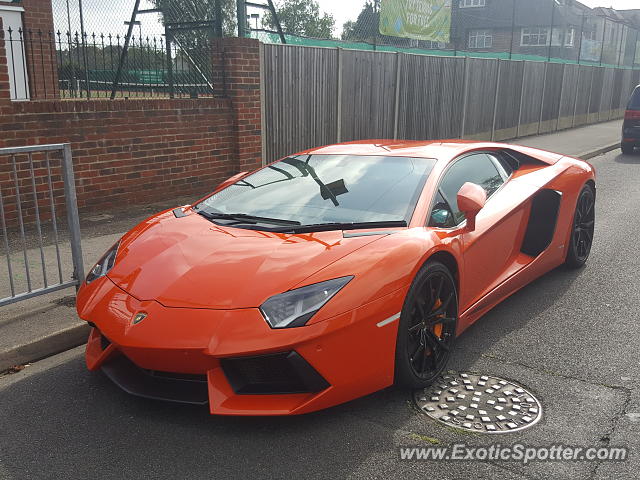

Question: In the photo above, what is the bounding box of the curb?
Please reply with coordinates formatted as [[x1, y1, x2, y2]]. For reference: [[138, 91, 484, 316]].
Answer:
[[0, 323, 90, 373], [577, 142, 620, 160]]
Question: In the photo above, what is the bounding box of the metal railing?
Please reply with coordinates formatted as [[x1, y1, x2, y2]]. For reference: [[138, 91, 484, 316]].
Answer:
[[1, 26, 217, 100], [0, 144, 84, 307]]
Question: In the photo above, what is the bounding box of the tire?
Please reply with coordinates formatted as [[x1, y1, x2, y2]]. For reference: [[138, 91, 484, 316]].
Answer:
[[394, 261, 458, 389], [621, 143, 634, 155], [565, 183, 595, 269]]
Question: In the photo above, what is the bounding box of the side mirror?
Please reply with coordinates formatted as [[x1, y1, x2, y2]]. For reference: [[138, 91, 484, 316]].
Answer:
[[213, 171, 249, 194], [457, 182, 486, 231]]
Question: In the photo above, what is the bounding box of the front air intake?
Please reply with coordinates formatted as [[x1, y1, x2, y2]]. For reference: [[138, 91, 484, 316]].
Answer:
[[221, 351, 330, 395]]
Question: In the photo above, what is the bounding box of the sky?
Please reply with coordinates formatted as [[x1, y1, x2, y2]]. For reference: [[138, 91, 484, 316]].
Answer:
[[51, 0, 640, 39]]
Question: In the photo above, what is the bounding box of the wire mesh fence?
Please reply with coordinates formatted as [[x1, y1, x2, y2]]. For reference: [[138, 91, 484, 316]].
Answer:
[[5, 0, 640, 101], [2, 27, 218, 100], [249, 0, 640, 70], [0, 0, 237, 100]]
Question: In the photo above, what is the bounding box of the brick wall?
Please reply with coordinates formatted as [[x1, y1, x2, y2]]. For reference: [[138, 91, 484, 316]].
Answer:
[[0, 37, 263, 225], [0, 18, 9, 101], [212, 38, 262, 172], [9, 0, 59, 99]]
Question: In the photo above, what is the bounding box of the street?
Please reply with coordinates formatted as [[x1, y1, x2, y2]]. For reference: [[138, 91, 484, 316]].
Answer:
[[0, 147, 638, 480]]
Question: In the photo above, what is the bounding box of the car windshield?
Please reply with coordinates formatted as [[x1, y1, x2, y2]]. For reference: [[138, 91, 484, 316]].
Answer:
[[196, 155, 436, 227]]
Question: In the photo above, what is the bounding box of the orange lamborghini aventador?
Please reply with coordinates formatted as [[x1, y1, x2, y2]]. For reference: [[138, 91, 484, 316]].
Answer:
[[77, 140, 596, 415]]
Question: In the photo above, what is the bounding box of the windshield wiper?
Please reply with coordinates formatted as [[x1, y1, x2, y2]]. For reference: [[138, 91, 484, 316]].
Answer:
[[270, 220, 408, 234], [196, 210, 301, 226]]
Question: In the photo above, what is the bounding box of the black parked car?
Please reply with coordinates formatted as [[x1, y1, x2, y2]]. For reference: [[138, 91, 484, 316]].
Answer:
[[622, 85, 640, 154]]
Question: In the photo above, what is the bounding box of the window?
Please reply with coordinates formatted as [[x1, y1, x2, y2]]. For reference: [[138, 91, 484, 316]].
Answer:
[[565, 28, 575, 47], [628, 87, 640, 109], [488, 153, 513, 179], [199, 155, 437, 226], [433, 154, 505, 226], [469, 30, 493, 49], [459, 0, 486, 7], [521, 27, 549, 47]]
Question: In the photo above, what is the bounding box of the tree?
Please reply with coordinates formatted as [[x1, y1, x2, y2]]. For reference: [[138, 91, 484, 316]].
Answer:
[[263, 0, 335, 38], [342, 1, 379, 42]]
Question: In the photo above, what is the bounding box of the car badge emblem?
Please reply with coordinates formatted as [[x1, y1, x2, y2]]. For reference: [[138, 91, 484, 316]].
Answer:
[[132, 312, 148, 325]]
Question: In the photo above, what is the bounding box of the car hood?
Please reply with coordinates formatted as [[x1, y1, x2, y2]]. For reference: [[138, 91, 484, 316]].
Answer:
[[107, 210, 385, 309]]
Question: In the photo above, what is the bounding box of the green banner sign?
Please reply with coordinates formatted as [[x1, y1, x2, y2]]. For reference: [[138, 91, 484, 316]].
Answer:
[[379, 0, 452, 43]]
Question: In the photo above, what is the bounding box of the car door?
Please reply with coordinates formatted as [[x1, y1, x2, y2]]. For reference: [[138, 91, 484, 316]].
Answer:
[[431, 152, 529, 313]]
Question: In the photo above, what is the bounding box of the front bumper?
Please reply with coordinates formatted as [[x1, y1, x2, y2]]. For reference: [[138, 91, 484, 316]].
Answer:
[[78, 276, 406, 415]]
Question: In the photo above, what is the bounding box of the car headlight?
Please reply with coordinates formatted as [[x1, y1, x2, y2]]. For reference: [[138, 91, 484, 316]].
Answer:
[[260, 276, 353, 329], [86, 241, 120, 284]]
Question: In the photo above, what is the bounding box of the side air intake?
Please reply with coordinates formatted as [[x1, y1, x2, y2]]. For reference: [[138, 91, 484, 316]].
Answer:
[[521, 190, 562, 257]]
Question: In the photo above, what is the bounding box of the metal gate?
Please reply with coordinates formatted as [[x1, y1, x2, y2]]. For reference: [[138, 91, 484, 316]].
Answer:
[[0, 144, 84, 306]]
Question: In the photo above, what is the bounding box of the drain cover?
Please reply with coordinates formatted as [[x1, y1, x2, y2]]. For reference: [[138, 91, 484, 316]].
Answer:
[[414, 373, 542, 433]]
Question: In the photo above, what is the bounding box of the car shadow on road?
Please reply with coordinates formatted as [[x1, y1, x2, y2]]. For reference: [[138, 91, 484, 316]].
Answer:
[[448, 263, 584, 382], [0, 352, 418, 479], [614, 152, 640, 164]]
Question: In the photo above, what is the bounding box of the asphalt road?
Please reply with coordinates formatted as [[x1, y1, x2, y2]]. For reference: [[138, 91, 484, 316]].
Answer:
[[1, 148, 639, 480]]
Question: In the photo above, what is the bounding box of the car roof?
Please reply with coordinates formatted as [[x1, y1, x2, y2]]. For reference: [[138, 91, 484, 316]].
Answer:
[[295, 140, 562, 166]]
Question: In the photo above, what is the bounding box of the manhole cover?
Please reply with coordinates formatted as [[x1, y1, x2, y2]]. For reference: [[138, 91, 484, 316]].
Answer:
[[414, 373, 542, 433]]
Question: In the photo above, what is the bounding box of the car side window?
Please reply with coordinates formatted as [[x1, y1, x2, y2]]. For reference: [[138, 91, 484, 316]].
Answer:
[[488, 152, 513, 179], [430, 190, 456, 228], [434, 154, 505, 226]]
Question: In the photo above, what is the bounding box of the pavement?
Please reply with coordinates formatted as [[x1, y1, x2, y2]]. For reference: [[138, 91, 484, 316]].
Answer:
[[511, 120, 622, 160], [0, 195, 195, 372], [0, 119, 636, 479]]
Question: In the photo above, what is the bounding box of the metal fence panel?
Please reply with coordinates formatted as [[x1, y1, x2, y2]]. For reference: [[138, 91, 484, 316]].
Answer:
[[0, 144, 84, 307], [463, 58, 499, 139], [539, 62, 564, 134], [494, 60, 524, 141], [262, 44, 338, 163], [397, 54, 464, 141], [340, 49, 397, 141], [517, 62, 546, 137], [261, 44, 630, 163], [557, 64, 578, 130], [572, 65, 593, 127]]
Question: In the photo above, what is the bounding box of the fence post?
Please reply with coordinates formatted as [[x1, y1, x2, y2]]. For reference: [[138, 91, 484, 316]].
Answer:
[[538, 62, 548, 134], [336, 48, 343, 143], [393, 52, 402, 140], [165, 27, 174, 99], [608, 69, 615, 121], [460, 56, 470, 139], [491, 58, 501, 141], [556, 62, 566, 131], [259, 43, 267, 166], [572, 65, 581, 128], [516, 61, 527, 138], [61, 144, 85, 288], [587, 67, 595, 124]]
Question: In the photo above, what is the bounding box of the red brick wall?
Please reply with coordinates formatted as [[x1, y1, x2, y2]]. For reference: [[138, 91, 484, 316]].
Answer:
[[0, 98, 239, 223], [0, 18, 10, 101], [0, 38, 263, 226], [10, 0, 59, 99], [212, 38, 262, 172]]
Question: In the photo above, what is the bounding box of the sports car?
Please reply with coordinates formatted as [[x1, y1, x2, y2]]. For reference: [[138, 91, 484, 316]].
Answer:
[[77, 140, 596, 415]]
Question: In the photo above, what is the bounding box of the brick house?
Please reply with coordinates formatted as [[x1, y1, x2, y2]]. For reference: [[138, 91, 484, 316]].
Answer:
[[451, 0, 640, 64]]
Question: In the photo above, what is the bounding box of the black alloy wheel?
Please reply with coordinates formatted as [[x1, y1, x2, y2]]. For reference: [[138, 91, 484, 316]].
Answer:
[[566, 183, 595, 269], [395, 261, 458, 388]]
